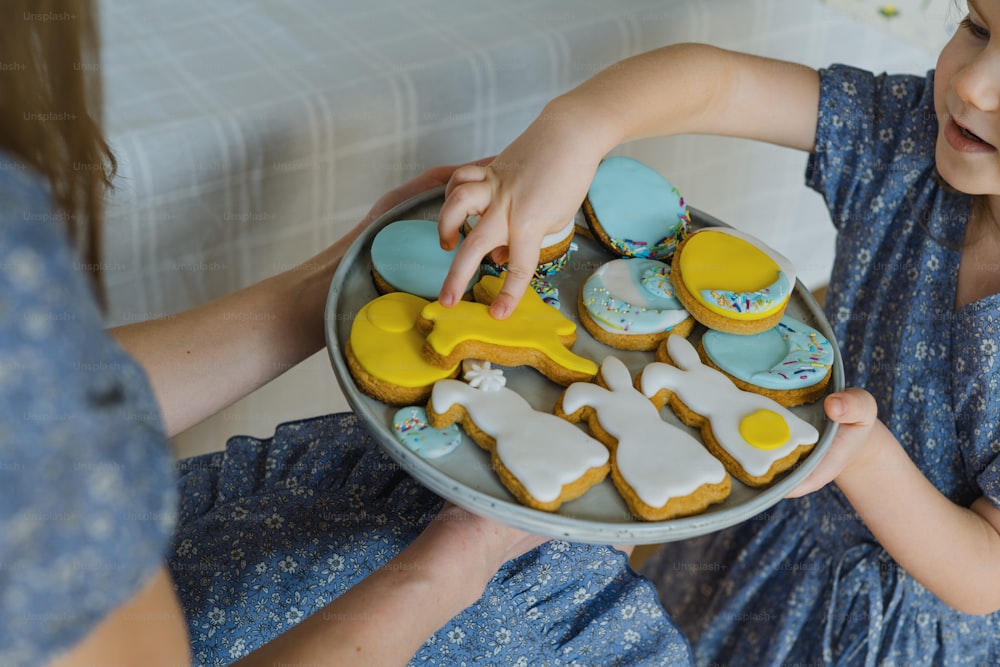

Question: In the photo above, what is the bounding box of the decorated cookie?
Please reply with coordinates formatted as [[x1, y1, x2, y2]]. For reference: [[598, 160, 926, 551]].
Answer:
[[671, 227, 796, 335], [578, 258, 694, 351], [345, 291, 460, 405], [640, 334, 819, 487], [370, 219, 480, 299], [697, 316, 835, 407], [556, 356, 730, 521], [466, 215, 576, 265], [392, 406, 462, 458], [583, 156, 690, 260], [428, 366, 610, 512], [481, 252, 577, 309], [417, 274, 598, 386]]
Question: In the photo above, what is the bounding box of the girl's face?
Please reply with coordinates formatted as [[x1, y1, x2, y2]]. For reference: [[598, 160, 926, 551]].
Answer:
[[934, 0, 1000, 195]]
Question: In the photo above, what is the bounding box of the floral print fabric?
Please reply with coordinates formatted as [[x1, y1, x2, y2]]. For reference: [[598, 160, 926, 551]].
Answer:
[[170, 413, 693, 666], [641, 65, 1000, 666]]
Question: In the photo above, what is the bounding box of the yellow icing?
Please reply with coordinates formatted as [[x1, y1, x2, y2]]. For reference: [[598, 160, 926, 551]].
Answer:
[[350, 292, 458, 387], [420, 274, 598, 377], [738, 409, 792, 450], [679, 230, 789, 320]]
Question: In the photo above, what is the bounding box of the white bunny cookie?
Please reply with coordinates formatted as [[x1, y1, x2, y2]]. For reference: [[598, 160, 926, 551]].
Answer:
[[427, 365, 609, 512], [640, 334, 819, 487], [556, 356, 730, 521]]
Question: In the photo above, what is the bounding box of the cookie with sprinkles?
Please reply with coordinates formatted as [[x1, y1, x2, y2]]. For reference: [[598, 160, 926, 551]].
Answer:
[[582, 156, 690, 261], [578, 258, 694, 351], [670, 227, 796, 335], [392, 406, 462, 459], [693, 316, 834, 407]]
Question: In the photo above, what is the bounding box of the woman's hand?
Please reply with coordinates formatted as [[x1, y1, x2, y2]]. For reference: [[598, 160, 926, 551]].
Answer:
[[417, 503, 550, 605], [237, 503, 549, 666], [786, 388, 886, 498]]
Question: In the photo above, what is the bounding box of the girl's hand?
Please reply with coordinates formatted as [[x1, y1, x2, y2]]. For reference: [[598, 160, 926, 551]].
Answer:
[[786, 388, 886, 498], [436, 103, 612, 319]]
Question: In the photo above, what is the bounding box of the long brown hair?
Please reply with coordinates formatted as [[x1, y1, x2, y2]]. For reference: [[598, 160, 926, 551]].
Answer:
[[0, 0, 115, 302]]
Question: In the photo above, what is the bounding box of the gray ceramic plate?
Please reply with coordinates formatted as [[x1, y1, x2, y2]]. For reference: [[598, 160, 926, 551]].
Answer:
[[325, 187, 843, 544]]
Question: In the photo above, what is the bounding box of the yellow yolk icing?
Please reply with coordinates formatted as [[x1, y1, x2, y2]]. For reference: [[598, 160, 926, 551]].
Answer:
[[420, 274, 598, 378], [350, 292, 459, 387], [738, 409, 792, 450], [678, 229, 793, 320]]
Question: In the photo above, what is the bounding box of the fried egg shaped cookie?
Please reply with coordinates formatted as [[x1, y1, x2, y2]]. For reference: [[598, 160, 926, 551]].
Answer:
[[370, 219, 480, 299], [696, 316, 834, 407], [583, 156, 690, 260], [578, 258, 694, 351], [346, 292, 459, 405], [671, 227, 796, 334], [556, 356, 730, 521], [640, 334, 819, 487]]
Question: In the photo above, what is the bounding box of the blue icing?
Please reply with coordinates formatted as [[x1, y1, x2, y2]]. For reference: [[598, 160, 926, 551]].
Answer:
[[587, 156, 690, 260], [701, 316, 834, 390], [392, 406, 462, 459], [581, 258, 689, 334], [531, 275, 560, 310], [371, 219, 480, 299], [701, 270, 793, 314]]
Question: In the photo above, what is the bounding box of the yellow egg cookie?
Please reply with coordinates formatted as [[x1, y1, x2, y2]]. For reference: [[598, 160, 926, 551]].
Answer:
[[671, 227, 796, 335], [346, 291, 459, 405]]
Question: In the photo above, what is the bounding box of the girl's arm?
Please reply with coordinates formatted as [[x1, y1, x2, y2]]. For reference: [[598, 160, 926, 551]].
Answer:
[[111, 166, 460, 437], [789, 389, 1000, 615], [438, 42, 821, 318]]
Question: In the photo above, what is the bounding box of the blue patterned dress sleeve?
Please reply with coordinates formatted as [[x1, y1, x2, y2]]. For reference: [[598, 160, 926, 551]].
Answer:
[[0, 154, 177, 665]]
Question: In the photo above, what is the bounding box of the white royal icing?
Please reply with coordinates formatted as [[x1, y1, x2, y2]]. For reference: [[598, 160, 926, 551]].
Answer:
[[430, 380, 609, 503], [582, 258, 690, 334], [639, 335, 819, 478], [466, 215, 575, 248], [560, 356, 727, 507], [462, 359, 507, 392]]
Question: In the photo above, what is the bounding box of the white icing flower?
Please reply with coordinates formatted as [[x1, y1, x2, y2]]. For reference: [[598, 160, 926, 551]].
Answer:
[[462, 359, 506, 391]]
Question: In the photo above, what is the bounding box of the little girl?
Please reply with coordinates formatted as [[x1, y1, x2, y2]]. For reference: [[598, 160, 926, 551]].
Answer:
[[437, 2, 1000, 664]]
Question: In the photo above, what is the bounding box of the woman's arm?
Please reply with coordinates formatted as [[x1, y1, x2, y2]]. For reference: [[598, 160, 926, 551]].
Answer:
[[789, 389, 1000, 615], [437, 42, 821, 318], [48, 567, 191, 666], [111, 166, 460, 437], [235, 504, 549, 666]]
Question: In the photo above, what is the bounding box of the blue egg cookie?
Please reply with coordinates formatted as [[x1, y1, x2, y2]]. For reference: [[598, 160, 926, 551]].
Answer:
[[370, 219, 480, 299], [697, 315, 835, 407], [583, 156, 690, 260]]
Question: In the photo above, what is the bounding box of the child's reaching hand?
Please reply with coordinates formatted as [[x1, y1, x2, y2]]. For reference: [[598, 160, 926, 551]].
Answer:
[[436, 107, 613, 319], [436, 43, 819, 319]]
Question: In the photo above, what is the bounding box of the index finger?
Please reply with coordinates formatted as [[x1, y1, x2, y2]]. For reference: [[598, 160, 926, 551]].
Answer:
[[486, 230, 542, 320]]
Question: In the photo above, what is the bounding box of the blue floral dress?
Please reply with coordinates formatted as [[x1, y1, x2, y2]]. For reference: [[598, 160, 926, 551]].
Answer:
[[0, 151, 692, 666], [641, 65, 1000, 666], [0, 158, 177, 666]]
